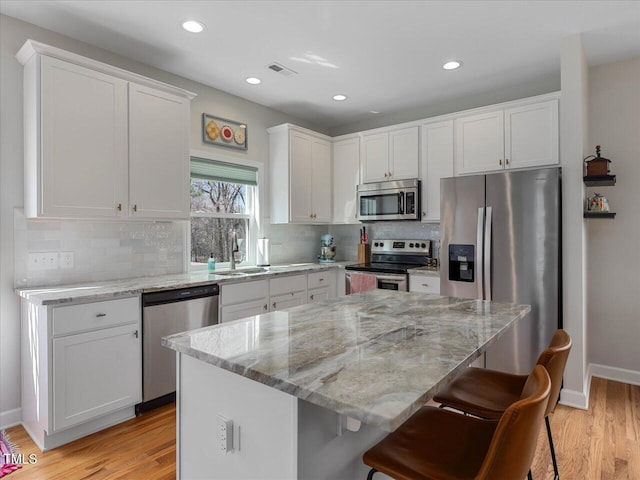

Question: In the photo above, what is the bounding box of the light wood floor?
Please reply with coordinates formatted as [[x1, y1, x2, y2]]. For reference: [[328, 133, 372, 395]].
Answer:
[[5, 377, 639, 480]]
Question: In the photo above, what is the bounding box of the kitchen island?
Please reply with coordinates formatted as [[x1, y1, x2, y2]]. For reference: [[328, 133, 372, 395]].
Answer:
[[163, 290, 530, 480]]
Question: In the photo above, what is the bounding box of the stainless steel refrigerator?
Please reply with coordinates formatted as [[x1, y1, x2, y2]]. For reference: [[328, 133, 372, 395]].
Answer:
[[440, 167, 561, 374]]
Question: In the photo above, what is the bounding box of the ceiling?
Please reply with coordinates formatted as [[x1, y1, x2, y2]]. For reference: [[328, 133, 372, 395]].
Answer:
[[2, 1, 639, 130]]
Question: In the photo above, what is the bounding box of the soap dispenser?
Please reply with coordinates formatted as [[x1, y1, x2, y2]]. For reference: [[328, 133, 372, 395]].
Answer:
[[207, 253, 216, 273]]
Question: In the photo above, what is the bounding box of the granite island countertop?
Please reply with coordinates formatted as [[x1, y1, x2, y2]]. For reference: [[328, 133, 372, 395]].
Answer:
[[163, 290, 530, 431], [15, 262, 353, 305]]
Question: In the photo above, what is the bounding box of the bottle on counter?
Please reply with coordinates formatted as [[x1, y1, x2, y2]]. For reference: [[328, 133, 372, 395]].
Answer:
[[207, 253, 216, 273]]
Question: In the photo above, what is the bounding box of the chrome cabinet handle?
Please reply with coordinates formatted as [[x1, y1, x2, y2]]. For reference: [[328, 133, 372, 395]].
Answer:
[[263, 304, 268, 311], [96, 313, 106, 318], [319, 278, 324, 282], [272, 302, 276, 309], [310, 294, 314, 300], [421, 283, 430, 287], [133, 330, 139, 338], [132, 204, 138, 212], [499, 159, 503, 166], [116, 203, 122, 212], [506, 158, 510, 165]]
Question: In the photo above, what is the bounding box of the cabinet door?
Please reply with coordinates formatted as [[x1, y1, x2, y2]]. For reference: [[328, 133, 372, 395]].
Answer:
[[311, 137, 332, 223], [40, 56, 127, 218], [53, 324, 141, 431], [409, 275, 441, 294], [505, 100, 559, 170], [455, 111, 505, 175], [270, 291, 306, 311], [308, 287, 330, 303], [332, 137, 360, 223], [389, 126, 419, 180], [362, 132, 389, 183], [221, 299, 269, 322], [289, 131, 313, 222], [129, 83, 190, 219], [421, 121, 454, 222]]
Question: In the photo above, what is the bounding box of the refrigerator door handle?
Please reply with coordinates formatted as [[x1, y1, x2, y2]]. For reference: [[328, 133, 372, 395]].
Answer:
[[477, 207, 485, 299], [484, 206, 493, 301]]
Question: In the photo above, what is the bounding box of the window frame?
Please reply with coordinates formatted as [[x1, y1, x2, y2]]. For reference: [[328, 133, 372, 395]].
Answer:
[[188, 150, 264, 271]]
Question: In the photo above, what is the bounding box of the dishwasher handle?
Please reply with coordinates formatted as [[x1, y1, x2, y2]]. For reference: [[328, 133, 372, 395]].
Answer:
[[143, 284, 219, 307]]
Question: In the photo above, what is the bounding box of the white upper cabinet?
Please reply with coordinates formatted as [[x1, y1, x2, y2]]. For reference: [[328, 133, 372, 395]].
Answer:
[[455, 97, 559, 175], [129, 84, 190, 219], [17, 40, 195, 219], [362, 126, 419, 183], [504, 100, 559, 170], [268, 124, 332, 224], [33, 56, 129, 218], [421, 120, 454, 222], [332, 136, 360, 224]]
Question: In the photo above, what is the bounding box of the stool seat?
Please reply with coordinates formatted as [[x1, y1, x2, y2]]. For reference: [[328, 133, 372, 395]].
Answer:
[[434, 368, 527, 419], [363, 406, 497, 480], [363, 365, 551, 480]]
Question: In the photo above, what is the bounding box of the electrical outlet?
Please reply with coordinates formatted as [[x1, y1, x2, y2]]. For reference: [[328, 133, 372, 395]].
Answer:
[[28, 252, 58, 271], [218, 415, 233, 454], [60, 251, 74, 269]]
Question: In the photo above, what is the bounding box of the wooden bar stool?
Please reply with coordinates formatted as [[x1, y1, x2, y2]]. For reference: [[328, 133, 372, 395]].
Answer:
[[363, 365, 551, 480], [434, 329, 572, 480]]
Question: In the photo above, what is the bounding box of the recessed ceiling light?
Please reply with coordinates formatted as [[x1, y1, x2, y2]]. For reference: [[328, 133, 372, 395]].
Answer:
[[443, 60, 462, 70], [182, 20, 205, 33], [246, 77, 262, 85], [333, 94, 347, 101]]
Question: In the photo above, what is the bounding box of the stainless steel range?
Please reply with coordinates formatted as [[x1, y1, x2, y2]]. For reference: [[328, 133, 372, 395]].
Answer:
[[345, 239, 431, 293]]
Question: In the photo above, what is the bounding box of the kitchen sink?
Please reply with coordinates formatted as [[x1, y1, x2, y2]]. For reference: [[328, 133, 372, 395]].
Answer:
[[215, 268, 267, 276]]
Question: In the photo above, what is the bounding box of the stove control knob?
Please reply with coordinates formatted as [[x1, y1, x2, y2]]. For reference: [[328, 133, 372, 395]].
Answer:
[[421, 243, 426, 248], [379, 242, 384, 248], [409, 243, 414, 248], [374, 242, 379, 247]]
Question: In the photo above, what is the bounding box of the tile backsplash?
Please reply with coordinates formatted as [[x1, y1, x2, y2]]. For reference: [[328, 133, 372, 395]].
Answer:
[[330, 222, 440, 261], [14, 209, 187, 288]]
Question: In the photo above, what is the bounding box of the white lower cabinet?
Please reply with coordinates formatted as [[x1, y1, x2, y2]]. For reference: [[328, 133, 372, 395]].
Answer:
[[21, 296, 141, 451], [219, 271, 337, 321], [308, 270, 336, 303], [220, 280, 269, 322], [53, 324, 141, 431], [409, 274, 441, 294]]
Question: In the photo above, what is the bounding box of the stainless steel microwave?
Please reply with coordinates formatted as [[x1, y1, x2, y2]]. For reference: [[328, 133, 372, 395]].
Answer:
[[357, 179, 420, 221]]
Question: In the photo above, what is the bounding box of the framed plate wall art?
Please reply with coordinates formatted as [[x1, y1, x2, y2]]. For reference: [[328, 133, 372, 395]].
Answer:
[[202, 113, 248, 150]]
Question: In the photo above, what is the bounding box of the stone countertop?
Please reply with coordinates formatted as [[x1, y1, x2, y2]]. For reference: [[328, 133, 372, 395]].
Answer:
[[163, 290, 530, 431], [406, 266, 440, 277], [15, 262, 353, 306]]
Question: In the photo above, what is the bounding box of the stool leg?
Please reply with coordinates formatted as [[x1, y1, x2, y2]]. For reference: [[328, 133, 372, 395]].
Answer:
[[545, 416, 560, 480], [367, 468, 377, 480], [528, 470, 533, 480]]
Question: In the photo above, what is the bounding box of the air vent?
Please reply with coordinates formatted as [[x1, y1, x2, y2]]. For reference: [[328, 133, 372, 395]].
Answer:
[[266, 62, 298, 77]]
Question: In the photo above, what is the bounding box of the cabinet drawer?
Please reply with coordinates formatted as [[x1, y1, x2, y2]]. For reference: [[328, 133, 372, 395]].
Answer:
[[308, 270, 335, 290], [53, 296, 140, 337], [221, 280, 268, 305], [269, 274, 306, 296], [409, 275, 441, 294]]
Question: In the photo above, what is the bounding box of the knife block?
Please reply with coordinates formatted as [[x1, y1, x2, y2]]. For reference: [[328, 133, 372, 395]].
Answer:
[[357, 244, 371, 264]]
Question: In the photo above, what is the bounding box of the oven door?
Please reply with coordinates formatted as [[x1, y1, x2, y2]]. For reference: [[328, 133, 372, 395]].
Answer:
[[346, 272, 408, 293]]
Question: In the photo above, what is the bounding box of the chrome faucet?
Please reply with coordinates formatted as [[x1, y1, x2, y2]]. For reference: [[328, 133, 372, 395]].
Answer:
[[229, 230, 239, 270]]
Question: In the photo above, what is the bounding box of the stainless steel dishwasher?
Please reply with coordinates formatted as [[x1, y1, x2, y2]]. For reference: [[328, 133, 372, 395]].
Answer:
[[138, 284, 219, 413]]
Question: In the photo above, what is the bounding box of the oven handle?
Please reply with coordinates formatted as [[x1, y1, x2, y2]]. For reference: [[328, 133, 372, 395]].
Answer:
[[398, 192, 404, 214], [375, 274, 406, 283]]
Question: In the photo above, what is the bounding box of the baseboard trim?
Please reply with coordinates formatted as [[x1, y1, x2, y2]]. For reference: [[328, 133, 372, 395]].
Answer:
[[589, 363, 640, 386], [559, 386, 589, 410], [0, 407, 22, 429]]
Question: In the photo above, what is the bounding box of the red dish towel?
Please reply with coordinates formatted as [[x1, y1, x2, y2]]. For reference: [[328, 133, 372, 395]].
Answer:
[[350, 272, 378, 293]]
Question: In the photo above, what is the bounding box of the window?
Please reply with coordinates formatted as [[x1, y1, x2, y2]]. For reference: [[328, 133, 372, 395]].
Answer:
[[190, 156, 259, 268]]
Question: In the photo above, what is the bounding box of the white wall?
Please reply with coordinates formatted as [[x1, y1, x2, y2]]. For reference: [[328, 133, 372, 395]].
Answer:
[[587, 57, 640, 382], [0, 13, 326, 426]]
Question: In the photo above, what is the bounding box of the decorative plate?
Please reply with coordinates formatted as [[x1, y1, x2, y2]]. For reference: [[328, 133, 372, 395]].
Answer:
[[220, 125, 234, 142]]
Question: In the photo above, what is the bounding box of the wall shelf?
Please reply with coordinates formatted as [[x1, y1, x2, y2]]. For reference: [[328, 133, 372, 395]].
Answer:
[[584, 211, 616, 219], [583, 175, 616, 186]]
